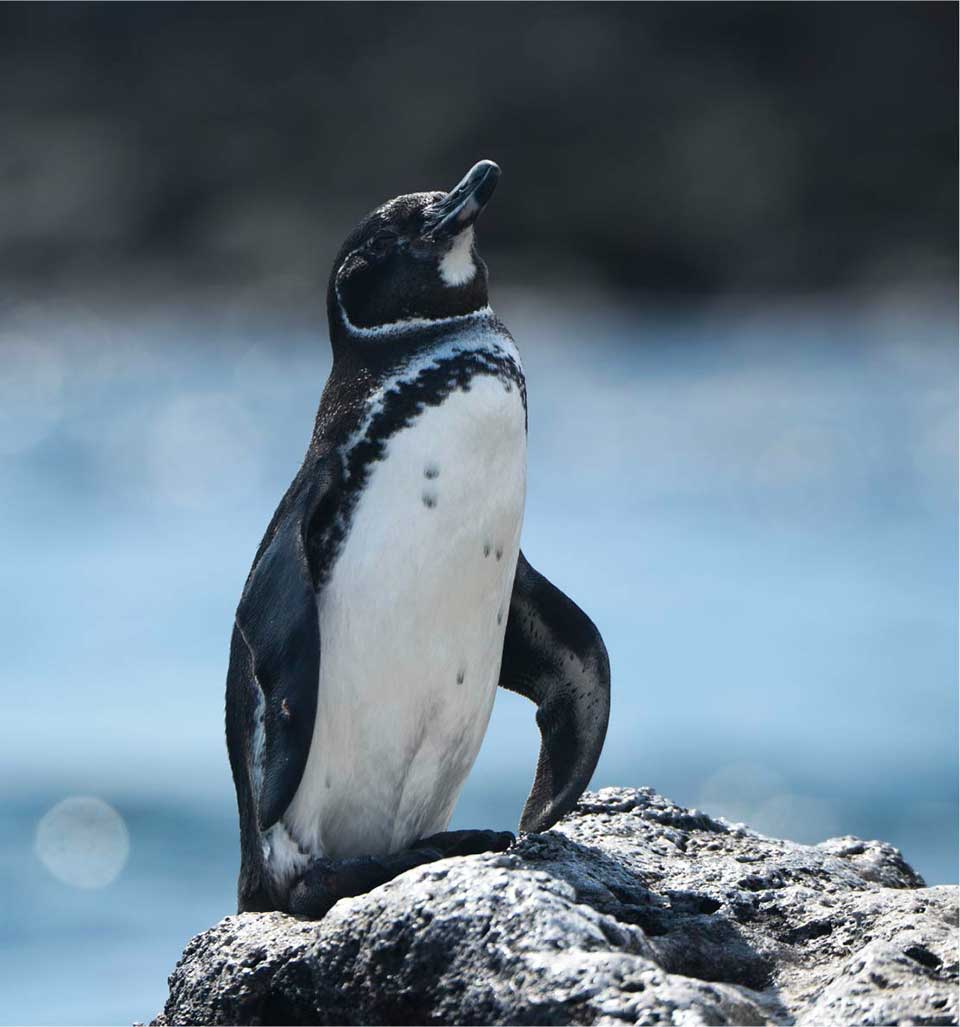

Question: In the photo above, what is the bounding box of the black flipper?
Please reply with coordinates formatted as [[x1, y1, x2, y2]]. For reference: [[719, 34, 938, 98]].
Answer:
[[499, 551, 610, 833], [235, 455, 339, 831]]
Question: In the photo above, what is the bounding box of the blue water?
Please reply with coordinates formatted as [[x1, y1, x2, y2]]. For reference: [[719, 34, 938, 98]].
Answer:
[[1, 290, 956, 1024]]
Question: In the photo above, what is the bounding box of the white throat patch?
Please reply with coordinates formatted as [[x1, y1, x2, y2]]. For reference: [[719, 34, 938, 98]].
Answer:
[[439, 227, 477, 287]]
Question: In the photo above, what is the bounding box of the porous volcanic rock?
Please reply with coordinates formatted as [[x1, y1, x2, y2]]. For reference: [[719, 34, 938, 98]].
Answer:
[[154, 787, 958, 1026]]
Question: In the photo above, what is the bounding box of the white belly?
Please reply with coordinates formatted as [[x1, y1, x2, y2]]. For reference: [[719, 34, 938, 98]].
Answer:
[[284, 374, 526, 860]]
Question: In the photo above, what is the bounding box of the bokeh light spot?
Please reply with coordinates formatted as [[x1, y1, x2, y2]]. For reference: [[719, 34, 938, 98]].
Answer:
[[34, 796, 130, 889]]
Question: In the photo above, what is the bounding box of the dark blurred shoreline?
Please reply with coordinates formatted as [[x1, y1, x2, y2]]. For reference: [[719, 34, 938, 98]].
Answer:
[[1, 2, 956, 313]]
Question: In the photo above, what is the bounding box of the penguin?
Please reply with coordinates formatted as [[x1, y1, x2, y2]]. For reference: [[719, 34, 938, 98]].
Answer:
[[225, 160, 610, 917]]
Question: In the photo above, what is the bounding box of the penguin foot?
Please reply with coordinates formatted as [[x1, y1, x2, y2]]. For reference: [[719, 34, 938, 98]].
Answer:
[[285, 830, 514, 918], [415, 828, 515, 857], [287, 846, 443, 918]]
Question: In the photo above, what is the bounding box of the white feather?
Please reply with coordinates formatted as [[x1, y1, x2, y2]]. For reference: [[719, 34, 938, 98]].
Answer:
[[335, 301, 494, 339], [439, 227, 477, 286], [338, 315, 520, 464], [261, 821, 310, 881], [281, 367, 526, 867]]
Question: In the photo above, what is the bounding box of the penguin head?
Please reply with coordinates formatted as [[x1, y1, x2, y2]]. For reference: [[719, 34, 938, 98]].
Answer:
[[328, 160, 500, 342]]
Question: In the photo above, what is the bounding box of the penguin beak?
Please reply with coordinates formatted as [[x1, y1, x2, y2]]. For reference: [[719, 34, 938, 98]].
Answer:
[[422, 160, 500, 241]]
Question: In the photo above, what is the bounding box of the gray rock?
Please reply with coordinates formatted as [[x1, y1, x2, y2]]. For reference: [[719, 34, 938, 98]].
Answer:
[[154, 787, 958, 1026]]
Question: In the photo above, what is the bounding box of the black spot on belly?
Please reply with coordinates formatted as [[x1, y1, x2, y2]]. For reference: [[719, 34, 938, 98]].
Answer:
[[495, 546, 503, 561], [456, 669, 465, 685], [497, 607, 504, 625], [483, 542, 491, 558], [422, 491, 437, 509], [424, 464, 440, 480]]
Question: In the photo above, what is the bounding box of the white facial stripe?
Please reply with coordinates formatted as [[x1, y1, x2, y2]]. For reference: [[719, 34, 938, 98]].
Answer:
[[333, 222, 482, 335], [439, 227, 477, 287], [336, 292, 493, 338]]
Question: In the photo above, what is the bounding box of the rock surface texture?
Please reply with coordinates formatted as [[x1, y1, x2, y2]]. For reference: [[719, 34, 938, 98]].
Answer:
[[155, 788, 958, 1026]]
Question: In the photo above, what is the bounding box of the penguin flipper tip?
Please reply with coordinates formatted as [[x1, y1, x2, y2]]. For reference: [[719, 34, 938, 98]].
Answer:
[[499, 550, 611, 835]]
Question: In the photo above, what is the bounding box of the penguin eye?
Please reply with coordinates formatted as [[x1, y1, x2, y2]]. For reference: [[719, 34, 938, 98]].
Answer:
[[366, 231, 398, 258]]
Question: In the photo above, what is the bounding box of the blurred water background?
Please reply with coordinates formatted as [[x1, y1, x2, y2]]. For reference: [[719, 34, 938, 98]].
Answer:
[[0, 5, 956, 1025]]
